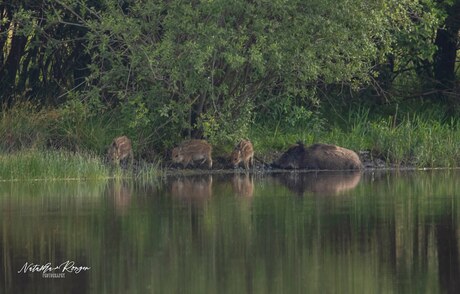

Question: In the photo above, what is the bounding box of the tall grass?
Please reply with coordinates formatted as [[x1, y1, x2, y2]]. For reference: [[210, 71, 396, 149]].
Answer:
[[2, 102, 459, 169], [251, 111, 460, 168], [0, 101, 116, 154], [0, 101, 159, 159], [344, 115, 460, 168], [0, 150, 166, 181], [0, 150, 110, 181]]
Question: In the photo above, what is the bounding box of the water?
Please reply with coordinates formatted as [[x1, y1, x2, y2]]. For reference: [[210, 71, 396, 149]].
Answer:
[[1, 170, 460, 294]]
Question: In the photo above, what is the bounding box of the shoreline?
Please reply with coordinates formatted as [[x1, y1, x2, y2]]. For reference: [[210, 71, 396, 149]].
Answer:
[[1, 148, 459, 182]]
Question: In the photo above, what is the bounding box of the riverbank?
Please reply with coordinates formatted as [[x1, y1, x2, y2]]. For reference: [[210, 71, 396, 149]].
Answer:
[[1, 147, 459, 182], [1, 103, 459, 178]]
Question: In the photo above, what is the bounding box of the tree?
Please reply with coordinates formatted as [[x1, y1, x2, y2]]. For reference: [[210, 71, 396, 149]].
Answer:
[[2, 0, 451, 148], [433, 0, 460, 108], [81, 0, 418, 145], [0, 0, 95, 107]]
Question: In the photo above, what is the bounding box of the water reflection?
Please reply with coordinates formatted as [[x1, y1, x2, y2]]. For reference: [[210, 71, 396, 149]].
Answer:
[[231, 173, 254, 198], [436, 213, 460, 294], [170, 175, 213, 204], [106, 180, 133, 215], [274, 171, 362, 196], [1, 171, 460, 293]]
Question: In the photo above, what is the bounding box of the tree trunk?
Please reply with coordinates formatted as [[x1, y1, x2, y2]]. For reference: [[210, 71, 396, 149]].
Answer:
[[0, 30, 27, 107], [433, 1, 460, 110]]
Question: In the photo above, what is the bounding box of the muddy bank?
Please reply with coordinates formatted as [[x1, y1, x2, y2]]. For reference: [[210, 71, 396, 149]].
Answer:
[[153, 150, 416, 176]]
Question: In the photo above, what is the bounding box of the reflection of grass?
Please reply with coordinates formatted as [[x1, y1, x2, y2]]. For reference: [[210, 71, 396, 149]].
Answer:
[[0, 150, 109, 180]]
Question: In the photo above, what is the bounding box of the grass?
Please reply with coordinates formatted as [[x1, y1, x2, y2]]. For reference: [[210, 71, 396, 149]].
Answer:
[[1, 102, 459, 170], [0, 149, 166, 181], [0, 150, 110, 181], [0, 150, 167, 181], [250, 111, 460, 168]]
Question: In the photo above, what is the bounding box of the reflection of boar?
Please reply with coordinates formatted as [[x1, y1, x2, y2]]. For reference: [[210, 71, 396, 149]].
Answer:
[[276, 171, 362, 196], [231, 140, 254, 170], [107, 180, 132, 215], [108, 136, 133, 168], [172, 140, 212, 168], [232, 173, 254, 197], [273, 143, 363, 170], [170, 175, 213, 203]]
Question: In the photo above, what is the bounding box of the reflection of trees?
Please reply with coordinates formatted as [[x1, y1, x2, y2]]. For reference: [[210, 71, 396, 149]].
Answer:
[[0, 182, 103, 293], [436, 213, 460, 294], [369, 172, 460, 294], [1, 171, 460, 293]]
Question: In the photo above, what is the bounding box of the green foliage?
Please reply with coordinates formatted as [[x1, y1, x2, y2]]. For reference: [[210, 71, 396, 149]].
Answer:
[[197, 99, 254, 145], [1, 0, 458, 165], [80, 0, 427, 146], [250, 109, 326, 153], [0, 101, 115, 155], [0, 150, 109, 180], [0, 102, 58, 151], [252, 107, 460, 168]]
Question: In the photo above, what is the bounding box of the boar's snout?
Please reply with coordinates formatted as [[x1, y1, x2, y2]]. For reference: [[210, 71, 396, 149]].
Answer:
[[272, 143, 305, 169]]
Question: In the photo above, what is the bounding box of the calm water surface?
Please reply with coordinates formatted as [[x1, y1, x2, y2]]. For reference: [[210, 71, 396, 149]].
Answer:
[[1, 170, 460, 294]]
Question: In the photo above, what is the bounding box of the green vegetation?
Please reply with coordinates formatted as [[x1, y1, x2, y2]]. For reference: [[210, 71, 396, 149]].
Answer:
[[0, 148, 163, 181], [0, 150, 108, 181], [1, 101, 460, 169], [250, 107, 460, 167], [0, 0, 459, 168]]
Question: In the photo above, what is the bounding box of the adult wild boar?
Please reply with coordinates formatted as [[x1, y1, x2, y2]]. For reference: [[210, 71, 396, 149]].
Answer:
[[273, 142, 362, 170], [108, 136, 134, 168], [172, 139, 213, 169]]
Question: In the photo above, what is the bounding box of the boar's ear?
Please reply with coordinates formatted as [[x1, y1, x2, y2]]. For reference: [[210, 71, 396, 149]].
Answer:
[[296, 141, 306, 150]]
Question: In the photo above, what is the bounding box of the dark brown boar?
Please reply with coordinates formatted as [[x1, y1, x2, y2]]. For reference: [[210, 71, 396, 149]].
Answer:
[[108, 136, 133, 168], [231, 140, 254, 170], [172, 139, 212, 168], [273, 142, 363, 170]]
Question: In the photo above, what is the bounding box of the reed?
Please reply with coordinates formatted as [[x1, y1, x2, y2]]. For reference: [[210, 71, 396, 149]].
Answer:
[[251, 112, 460, 168], [0, 150, 109, 181]]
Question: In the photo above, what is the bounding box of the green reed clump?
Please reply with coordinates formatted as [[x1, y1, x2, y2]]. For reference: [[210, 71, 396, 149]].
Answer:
[[0, 102, 57, 152], [0, 101, 115, 154], [0, 150, 109, 181], [325, 115, 460, 167], [411, 119, 460, 168], [134, 160, 163, 182], [251, 110, 460, 168]]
